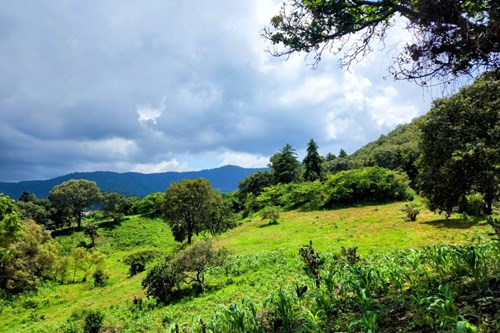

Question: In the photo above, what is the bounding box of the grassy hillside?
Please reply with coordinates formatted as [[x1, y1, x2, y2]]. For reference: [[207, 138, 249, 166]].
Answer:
[[0, 199, 493, 332]]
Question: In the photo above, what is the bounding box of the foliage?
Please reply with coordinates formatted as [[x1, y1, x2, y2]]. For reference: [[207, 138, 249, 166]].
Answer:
[[123, 249, 158, 276], [173, 239, 228, 292], [299, 241, 324, 288], [402, 203, 420, 221], [49, 179, 102, 228], [163, 178, 223, 244], [143, 240, 228, 302], [0, 194, 23, 249], [263, 0, 500, 85], [237, 170, 274, 201], [348, 117, 425, 184], [0, 220, 57, 293], [92, 268, 108, 287], [464, 193, 485, 216], [83, 224, 98, 248], [136, 192, 164, 218], [260, 206, 281, 225], [322, 167, 413, 207], [16, 195, 55, 229], [418, 71, 500, 215], [83, 310, 104, 333], [269, 143, 301, 184], [322, 156, 353, 174], [256, 181, 323, 211], [101, 192, 129, 223], [303, 139, 323, 181]]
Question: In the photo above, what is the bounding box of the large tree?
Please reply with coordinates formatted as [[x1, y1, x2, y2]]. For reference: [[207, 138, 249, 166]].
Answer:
[[163, 178, 223, 244], [269, 144, 301, 184], [49, 179, 102, 228], [418, 70, 499, 215], [303, 139, 323, 181], [263, 0, 499, 84]]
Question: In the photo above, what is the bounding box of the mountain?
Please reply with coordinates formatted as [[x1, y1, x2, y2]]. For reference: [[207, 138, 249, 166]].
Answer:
[[0, 165, 266, 199]]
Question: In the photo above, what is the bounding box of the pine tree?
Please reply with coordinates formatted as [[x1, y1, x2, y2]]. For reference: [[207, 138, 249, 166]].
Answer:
[[303, 139, 322, 181]]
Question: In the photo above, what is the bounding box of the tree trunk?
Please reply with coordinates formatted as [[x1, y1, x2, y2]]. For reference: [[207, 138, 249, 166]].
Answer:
[[187, 233, 192, 244], [77, 213, 82, 228]]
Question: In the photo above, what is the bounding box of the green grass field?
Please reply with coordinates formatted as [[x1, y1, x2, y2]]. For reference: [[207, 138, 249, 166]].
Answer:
[[0, 200, 493, 332]]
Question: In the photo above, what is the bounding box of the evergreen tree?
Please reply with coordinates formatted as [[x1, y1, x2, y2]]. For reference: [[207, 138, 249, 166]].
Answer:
[[269, 144, 300, 184], [338, 149, 348, 158], [303, 139, 323, 181]]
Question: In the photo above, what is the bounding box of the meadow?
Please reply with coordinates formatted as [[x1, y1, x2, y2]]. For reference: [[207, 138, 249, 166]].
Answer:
[[0, 199, 494, 332]]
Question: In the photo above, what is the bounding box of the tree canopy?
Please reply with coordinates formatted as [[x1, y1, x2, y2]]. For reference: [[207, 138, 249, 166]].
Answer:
[[163, 179, 223, 244], [418, 70, 499, 215], [263, 0, 500, 84], [269, 144, 301, 184], [48, 179, 102, 228]]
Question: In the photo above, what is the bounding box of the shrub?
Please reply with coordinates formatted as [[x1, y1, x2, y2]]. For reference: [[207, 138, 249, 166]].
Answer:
[[123, 249, 158, 276], [83, 310, 104, 333], [260, 206, 281, 225], [402, 203, 420, 221], [256, 181, 323, 211], [464, 193, 484, 216], [322, 167, 412, 208], [92, 268, 108, 287], [142, 260, 181, 304], [142, 240, 228, 303]]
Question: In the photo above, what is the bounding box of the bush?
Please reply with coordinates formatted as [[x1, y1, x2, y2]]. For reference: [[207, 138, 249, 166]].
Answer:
[[260, 206, 281, 225], [256, 181, 323, 211], [92, 268, 108, 287], [142, 240, 227, 303], [402, 203, 420, 221], [464, 193, 485, 216], [142, 260, 181, 304], [83, 310, 104, 333], [123, 249, 158, 276], [322, 167, 412, 207]]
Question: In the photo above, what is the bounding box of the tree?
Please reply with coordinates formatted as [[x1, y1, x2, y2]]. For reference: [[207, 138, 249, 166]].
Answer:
[[303, 139, 323, 181], [173, 239, 228, 292], [269, 144, 301, 184], [238, 170, 274, 199], [137, 192, 164, 218], [49, 179, 102, 228], [418, 70, 499, 215], [1, 220, 57, 293], [102, 192, 129, 222], [84, 223, 98, 248], [263, 0, 499, 85], [163, 179, 223, 244], [338, 149, 348, 159]]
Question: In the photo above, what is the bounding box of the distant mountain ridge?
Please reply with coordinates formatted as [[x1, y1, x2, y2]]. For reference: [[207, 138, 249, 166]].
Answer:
[[0, 165, 266, 199]]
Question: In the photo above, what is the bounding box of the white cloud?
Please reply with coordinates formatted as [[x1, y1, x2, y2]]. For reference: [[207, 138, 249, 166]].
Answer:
[[137, 97, 166, 125], [79, 137, 138, 157], [218, 151, 269, 168], [131, 159, 190, 174]]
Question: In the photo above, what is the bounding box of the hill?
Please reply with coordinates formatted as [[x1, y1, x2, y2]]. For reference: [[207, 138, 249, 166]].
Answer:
[[348, 115, 426, 181], [0, 200, 493, 332], [0, 165, 266, 199]]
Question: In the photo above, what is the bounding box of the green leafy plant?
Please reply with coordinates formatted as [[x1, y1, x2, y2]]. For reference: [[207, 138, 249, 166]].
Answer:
[[83, 310, 104, 333], [299, 241, 324, 288], [401, 203, 420, 221]]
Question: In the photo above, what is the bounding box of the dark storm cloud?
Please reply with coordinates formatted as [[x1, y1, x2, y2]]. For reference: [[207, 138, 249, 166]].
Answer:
[[0, 0, 429, 181]]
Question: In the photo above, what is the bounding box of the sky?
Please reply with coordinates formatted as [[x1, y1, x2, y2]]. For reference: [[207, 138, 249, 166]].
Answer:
[[0, 0, 436, 182]]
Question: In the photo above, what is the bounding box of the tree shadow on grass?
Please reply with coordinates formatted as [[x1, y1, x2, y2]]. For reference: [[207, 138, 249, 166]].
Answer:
[[423, 216, 485, 229], [258, 221, 280, 229], [97, 216, 130, 230], [50, 226, 83, 237]]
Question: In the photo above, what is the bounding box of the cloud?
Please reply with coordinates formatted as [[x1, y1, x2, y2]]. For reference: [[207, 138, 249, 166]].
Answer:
[[218, 151, 269, 169], [0, 0, 432, 182], [131, 160, 190, 174]]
